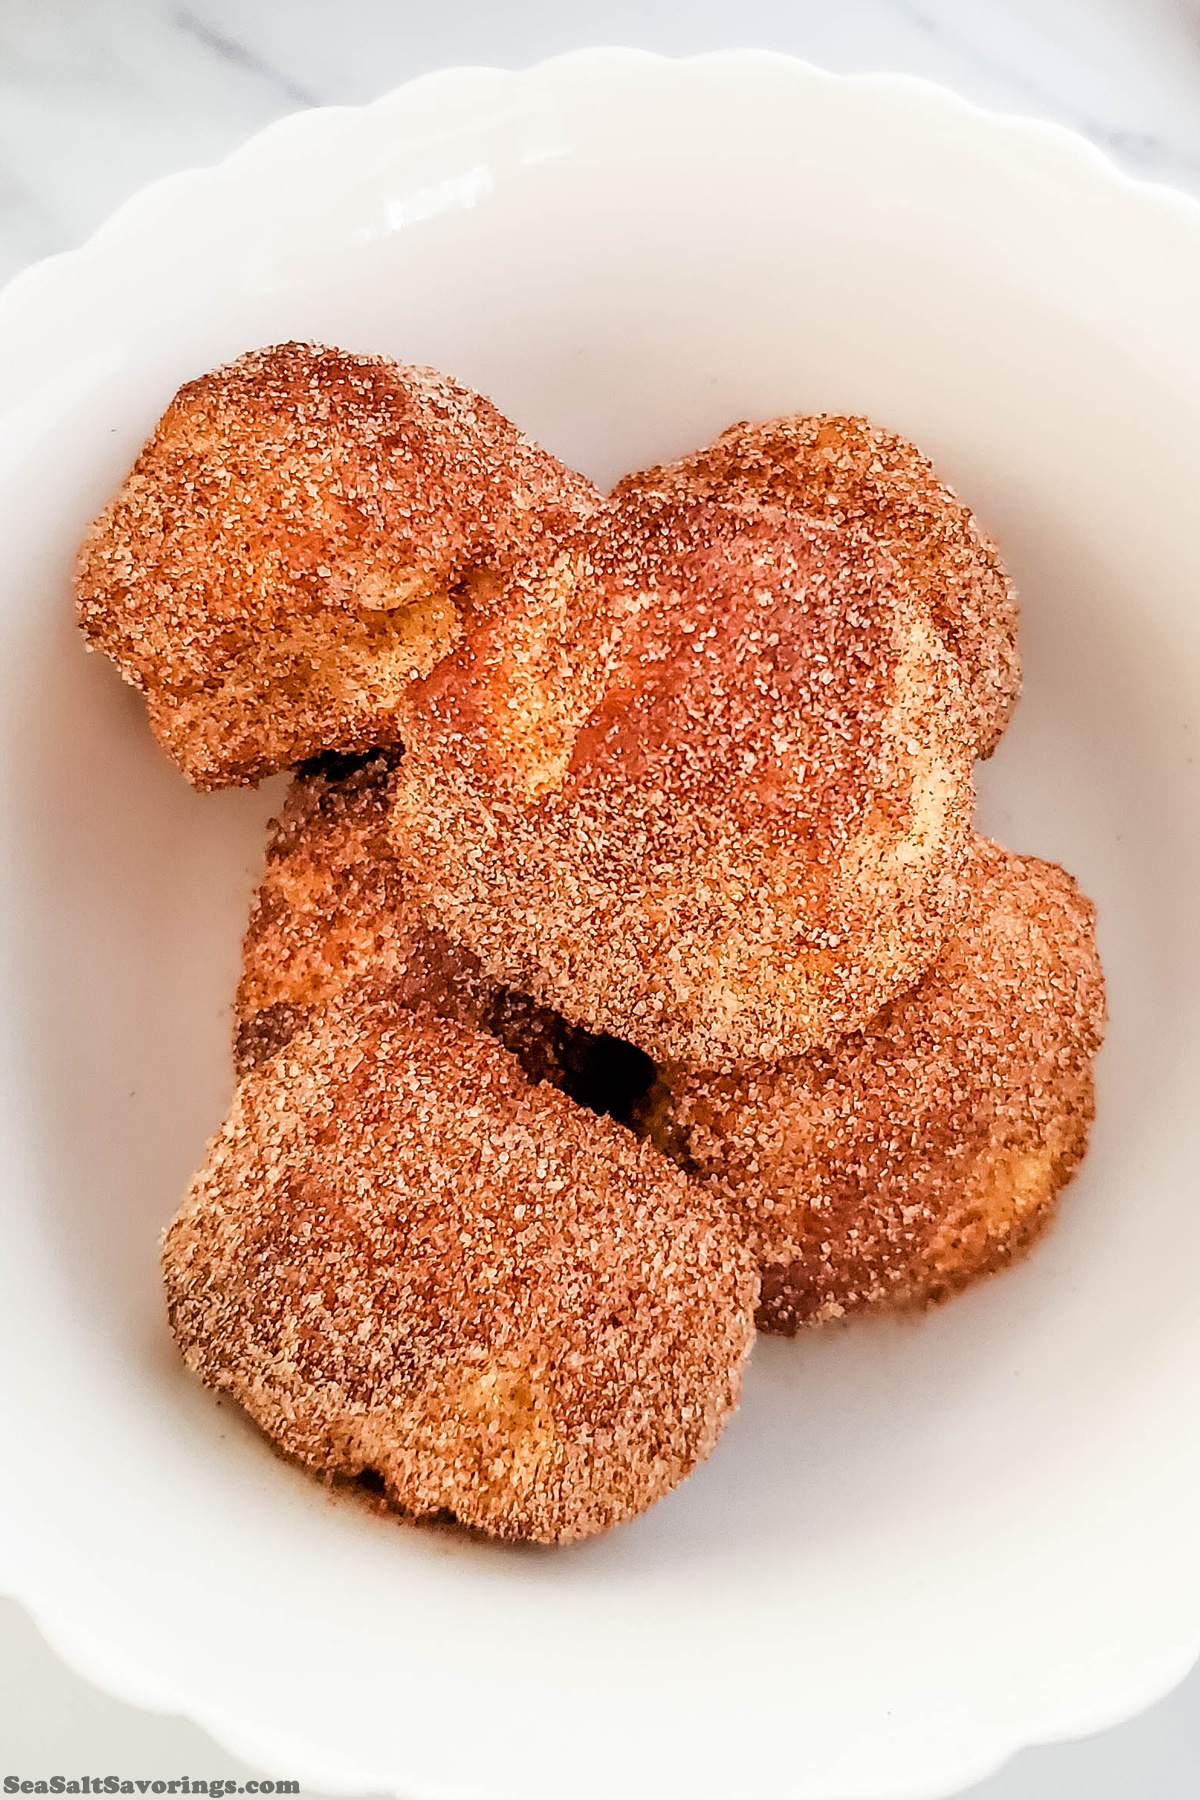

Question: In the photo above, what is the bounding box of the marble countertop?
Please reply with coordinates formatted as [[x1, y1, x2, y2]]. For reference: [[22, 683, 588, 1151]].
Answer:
[[3, 0, 1200, 286], [2, 2, 1199, 1796]]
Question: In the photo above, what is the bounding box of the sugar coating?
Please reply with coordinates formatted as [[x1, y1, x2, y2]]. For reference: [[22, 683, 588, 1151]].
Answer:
[[391, 489, 977, 1069], [163, 1000, 758, 1544], [616, 414, 1019, 756], [75, 342, 597, 788], [639, 839, 1106, 1329], [235, 750, 494, 1074], [235, 752, 659, 1125]]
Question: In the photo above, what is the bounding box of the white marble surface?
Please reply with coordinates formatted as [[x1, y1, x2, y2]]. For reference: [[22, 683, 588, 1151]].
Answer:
[[2, 1, 1200, 1795], [4, 0, 1200, 285]]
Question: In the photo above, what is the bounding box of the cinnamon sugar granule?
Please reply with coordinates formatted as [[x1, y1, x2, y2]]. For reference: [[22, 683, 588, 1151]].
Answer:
[[234, 750, 493, 1073], [641, 838, 1106, 1329], [616, 413, 1020, 756], [235, 752, 659, 1125], [75, 344, 1109, 1543], [392, 489, 976, 1068], [76, 342, 597, 787], [164, 1000, 758, 1544]]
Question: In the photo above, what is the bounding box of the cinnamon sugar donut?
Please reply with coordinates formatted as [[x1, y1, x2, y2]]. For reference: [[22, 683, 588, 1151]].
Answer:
[[235, 751, 659, 1125], [391, 489, 977, 1070], [233, 750, 493, 1076], [638, 839, 1105, 1330], [163, 999, 757, 1544], [76, 343, 597, 788], [615, 414, 1019, 756]]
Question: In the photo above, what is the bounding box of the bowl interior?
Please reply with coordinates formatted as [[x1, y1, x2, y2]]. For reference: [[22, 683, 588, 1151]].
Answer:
[[2, 55, 1199, 1800]]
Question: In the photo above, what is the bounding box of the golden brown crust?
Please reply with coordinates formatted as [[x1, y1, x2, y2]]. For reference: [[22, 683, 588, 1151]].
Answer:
[[163, 1000, 758, 1544], [640, 840, 1105, 1328], [234, 750, 493, 1074], [614, 414, 1020, 756], [391, 491, 976, 1069], [76, 343, 598, 787]]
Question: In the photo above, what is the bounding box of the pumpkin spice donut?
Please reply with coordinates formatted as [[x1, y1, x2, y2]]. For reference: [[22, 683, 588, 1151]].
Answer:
[[390, 487, 978, 1071], [163, 998, 758, 1545], [637, 839, 1106, 1330], [235, 750, 659, 1125], [615, 413, 1020, 757], [76, 342, 598, 788]]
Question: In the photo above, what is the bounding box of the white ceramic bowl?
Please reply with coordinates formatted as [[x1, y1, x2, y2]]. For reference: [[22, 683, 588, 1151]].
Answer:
[[2, 48, 1199, 1800]]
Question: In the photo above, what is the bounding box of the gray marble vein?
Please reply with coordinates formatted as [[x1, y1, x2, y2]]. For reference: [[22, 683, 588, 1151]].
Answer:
[[171, 6, 324, 110], [3, 0, 1200, 285]]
